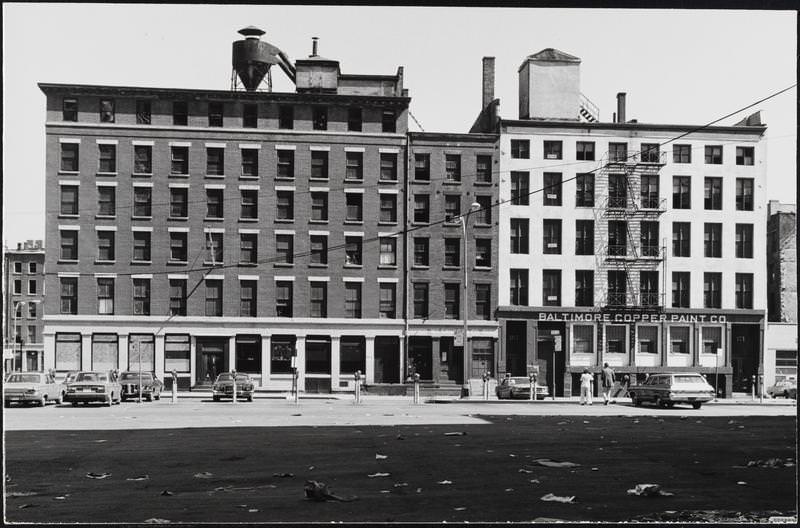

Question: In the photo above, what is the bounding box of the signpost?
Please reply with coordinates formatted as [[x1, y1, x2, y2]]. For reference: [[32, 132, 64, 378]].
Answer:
[[715, 347, 722, 401], [291, 355, 298, 405], [135, 340, 142, 404]]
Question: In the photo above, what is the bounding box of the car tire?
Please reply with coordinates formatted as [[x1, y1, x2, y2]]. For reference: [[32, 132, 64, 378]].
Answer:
[[655, 397, 665, 408], [631, 394, 640, 407], [39, 395, 47, 407], [213, 395, 220, 402], [71, 402, 78, 407], [247, 394, 254, 402], [146, 394, 153, 402], [56, 392, 64, 405], [784, 390, 790, 399], [692, 402, 702, 409], [155, 392, 161, 401], [666, 402, 675, 408]]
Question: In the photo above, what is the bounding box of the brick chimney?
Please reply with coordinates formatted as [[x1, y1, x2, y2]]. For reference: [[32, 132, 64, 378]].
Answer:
[[482, 56, 495, 110], [616, 92, 626, 123]]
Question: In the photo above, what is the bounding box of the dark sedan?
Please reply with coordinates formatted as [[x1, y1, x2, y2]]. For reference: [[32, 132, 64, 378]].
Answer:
[[119, 371, 163, 402], [496, 376, 550, 400], [212, 373, 255, 402]]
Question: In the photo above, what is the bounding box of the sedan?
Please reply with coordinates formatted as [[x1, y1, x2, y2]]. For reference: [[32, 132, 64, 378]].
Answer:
[[63, 371, 122, 406], [4, 372, 66, 407], [119, 371, 164, 401], [212, 373, 255, 402], [629, 373, 714, 409], [767, 379, 797, 399], [496, 376, 550, 400]]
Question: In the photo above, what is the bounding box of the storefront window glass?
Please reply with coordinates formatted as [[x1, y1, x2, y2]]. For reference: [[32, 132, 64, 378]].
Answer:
[[92, 334, 118, 371], [55, 333, 81, 371], [128, 334, 155, 372], [165, 335, 190, 372]]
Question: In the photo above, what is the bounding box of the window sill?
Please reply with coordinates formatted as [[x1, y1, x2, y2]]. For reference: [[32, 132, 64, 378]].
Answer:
[[275, 177, 295, 182], [169, 173, 190, 178], [59, 214, 80, 219], [273, 263, 294, 268], [274, 218, 294, 223], [57, 260, 79, 264], [167, 260, 189, 265], [411, 222, 430, 227], [473, 181, 493, 186], [378, 221, 399, 226], [239, 217, 259, 222], [238, 262, 258, 267], [205, 174, 225, 179], [575, 204, 595, 208], [377, 265, 398, 270], [131, 260, 153, 265], [94, 260, 116, 265], [442, 266, 461, 271], [309, 177, 329, 183], [412, 265, 430, 270], [308, 263, 328, 268], [442, 180, 462, 185], [204, 217, 224, 222], [240, 175, 259, 180], [443, 222, 460, 227], [411, 179, 431, 184], [543, 203, 563, 207], [309, 219, 329, 224], [473, 266, 492, 271], [379, 179, 399, 184], [168, 216, 189, 221], [58, 170, 80, 176], [473, 223, 492, 228], [132, 216, 153, 221], [95, 214, 117, 220], [96, 172, 118, 177], [344, 179, 364, 184], [344, 264, 363, 269], [344, 220, 364, 225], [132, 173, 153, 178]]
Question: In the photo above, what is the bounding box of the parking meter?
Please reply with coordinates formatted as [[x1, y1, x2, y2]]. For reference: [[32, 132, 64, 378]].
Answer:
[[354, 370, 362, 404], [481, 371, 490, 400], [231, 369, 237, 404], [529, 372, 536, 401], [171, 370, 178, 403], [413, 372, 421, 404]]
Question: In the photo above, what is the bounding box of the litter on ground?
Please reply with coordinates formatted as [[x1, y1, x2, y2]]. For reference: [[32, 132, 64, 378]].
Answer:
[[444, 432, 467, 436], [304, 480, 357, 502], [193, 472, 213, 479], [126, 475, 150, 481], [626, 483, 675, 497], [375, 453, 388, 460], [143, 518, 171, 524], [437, 480, 453, 485], [86, 472, 111, 479], [540, 493, 576, 503], [531, 459, 580, 468], [367, 472, 391, 478]]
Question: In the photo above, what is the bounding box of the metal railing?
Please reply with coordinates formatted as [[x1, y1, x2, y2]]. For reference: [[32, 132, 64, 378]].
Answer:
[[607, 292, 627, 306], [608, 244, 627, 257], [579, 93, 599, 122], [607, 195, 628, 208], [640, 292, 660, 306], [641, 245, 660, 257]]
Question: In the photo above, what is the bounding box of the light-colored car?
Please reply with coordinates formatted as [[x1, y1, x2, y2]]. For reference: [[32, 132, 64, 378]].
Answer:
[[119, 371, 164, 401], [63, 370, 122, 406], [496, 376, 550, 400], [628, 373, 714, 409], [4, 372, 66, 407], [766, 378, 797, 399], [212, 373, 255, 402]]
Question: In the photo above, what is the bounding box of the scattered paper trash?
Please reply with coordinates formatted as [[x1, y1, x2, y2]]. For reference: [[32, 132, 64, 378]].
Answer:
[[444, 432, 467, 436], [416, 488, 422, 493], [53, 495, 68, 500], [304, 480, 356, 502], [144, 518, 171, 524], [86, 472, 111, 479], [193, 472, 213, 479], [737, 481, 747, 485], [540, 493, 576, 503], [375, 454, 388, 460], [17, 503, 38, 509], [160, 490, 174, 496], [529, 479, 541, 484], [532, 459, 580, 468], [747, 458, 793, 468], [393, 482, 408, 488], [126, 475, 149, 481], [591, 468, 599, 471], [437, 480, 453, 485], [367, 472, 390, 478], [505, 488, 514, 492], [454, 507, 467, 511], [273, 473, 295, 478], [518, 468, 534, 474], [626, 483, 674, 497], [8, 491, 38, 497], [94, 439, 108, 443], [248, 509, 258, 513]]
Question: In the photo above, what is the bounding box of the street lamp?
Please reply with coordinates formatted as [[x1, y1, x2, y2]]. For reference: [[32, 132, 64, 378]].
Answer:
[[458, 202, 481, 398], [12, 301, 26, 373]]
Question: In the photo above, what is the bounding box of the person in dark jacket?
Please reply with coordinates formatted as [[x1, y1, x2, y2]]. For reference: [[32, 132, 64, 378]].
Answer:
[[601, 363, 615, 405]]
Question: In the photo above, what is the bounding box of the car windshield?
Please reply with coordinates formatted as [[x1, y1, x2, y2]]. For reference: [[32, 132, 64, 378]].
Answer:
[[7, 374, 41, 383], [673, 375, 706, 384], [76, 372, 108, 382], [121, 373, 152, 381], [216, 374, 249, 381]]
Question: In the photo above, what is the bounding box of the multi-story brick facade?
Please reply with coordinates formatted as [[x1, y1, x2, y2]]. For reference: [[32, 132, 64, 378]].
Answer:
[[3, 240, 46, 373]]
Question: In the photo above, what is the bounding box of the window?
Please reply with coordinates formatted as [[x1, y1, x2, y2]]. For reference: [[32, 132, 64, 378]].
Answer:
[[63, 99, 78, 121], [638, 326, 658, 353], [575, 220, 594, 255], [640, 175, 659, 209], [702, 327, 722, 354], [60, 143, 79, 172], [414, 153, 430, 180], [379, 283, 396, 318], [235, 335, 261, 373], [735, 273, 753, 309], [134, 145, 152, 174], [98, 144, 116, 173], [444, 238, 460, 267], [670, 326, 690, 354], [133, 186, 152, 217], [382, 109, 396, 133], [92, 334, 118, 371], [444, 283, 460, 319], [311, 151, 328, 180], [205, 232, 222, 263], [338, 337, 364, 374], [305, 235, 326, 266], [672, 176, 691, 209], [413, 195, 430, 224], [607, 270, 626, 306], [60, 277, 78, 314], [476, 155, 492, 183], [171, 146, 189, 175], [543, 173, 562, 206], [243, 104, 258, 128], [345, 283, 362, 318], [543, 269, 561, 306], [575, 173, 594, 207], [204, 280, 222, 316], [97, 186, 115, 216], [56, 333, 81, 370], [609, 142, 627, 162], [510, 269, 528, 306], [97, 278, 114, 315], [511, 139, 529, 159], [379, 237, 397, 267], [413, 238, 429, 266], [97, 231, 115, 261], [672, 272, 690, 308], [413, 283, 429, 318], [380, 194, 397, 223], [173, 101, 188, 126], [347, 107, 362, 132], [608, 173, 627, 208], [510, 172, 529, 206], [543, 141, 562, 160], [640, 221, 659, 257], [99, 99, 115, 123], [240, 280, 257, 317], [575, 270, 594, 307], [170, 188, 188, 218], [133, 232, 151, 261], [310, 282, 327, 317], [475, 195, 492, 225], [60, 185, 79, 215], [133, 278, 151, 315], [240, 233, 257, 265], [475, 238, 491, 268], [345, 193, 363, 222], [510, 218, 529, 254], [60, 230, 78, 261], [12, 262, 22, 274], [270, 335, 295, 374], [311, 192, 328, 221], [169, 280, 187, 316], [278, 106, 293, 129], [703, 272, 722, 309], [208, 102, 223, 127], [573, 325, 594, 353], [380, 153, 398, 181], [736, 224, 753, 258], [241, 149, 259, 177], [345, 236, 362, 266], [13, 279, 21, 295], [543, 219, 561, 254], [640, 143, 660, 163], [206, 189, 224, 219], [672, 222, 691, 257], [240, 189, 259, 220], [736, 178, 754, 211], [576, 141, 595, 161], [673, 144, 691, 163], [736, 146, 754, 166], [704, 223, 722, 258], [277, 150, 294, 179], [704, 145, 723, 164], [170, 232, 188, 262], [346, 152, 363, 180], [640, 271, 659, 306], [28, 302, 37, 318], [312, 106, 327, 130], [445, 154, 461, 182], [27, 279, 37, 295], [606, 326, 626, 354], [206, 148, 224, 176], [704, 177, 722, 210]]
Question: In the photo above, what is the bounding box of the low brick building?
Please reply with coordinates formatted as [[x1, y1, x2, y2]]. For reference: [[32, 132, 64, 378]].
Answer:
[[3, 240, 46, 373]]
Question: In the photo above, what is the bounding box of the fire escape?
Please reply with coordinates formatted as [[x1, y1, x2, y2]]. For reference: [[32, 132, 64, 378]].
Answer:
[[592, 146, 667, 310]]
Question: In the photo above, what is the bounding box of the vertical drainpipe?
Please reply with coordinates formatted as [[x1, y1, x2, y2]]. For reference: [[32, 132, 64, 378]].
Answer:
[[404, 133, 412, 384]]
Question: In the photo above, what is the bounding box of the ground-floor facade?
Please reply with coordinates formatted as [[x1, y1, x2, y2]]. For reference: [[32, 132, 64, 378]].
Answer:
[[3, 344, 45, 374], [498, 307, 766, 398], [764, 322, 797, 390]]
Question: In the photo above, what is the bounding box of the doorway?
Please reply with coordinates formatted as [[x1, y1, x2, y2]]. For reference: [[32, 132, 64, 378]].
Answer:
[[408, 337, 432, 380], [374, 337, 400, 383], [506, 321, 527, 376], [196, 337, 227, 384], [731, 324, 760, 392]]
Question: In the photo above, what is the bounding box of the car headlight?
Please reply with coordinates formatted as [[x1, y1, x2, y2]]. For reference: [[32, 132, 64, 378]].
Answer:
[[25, 389, 38, 394]]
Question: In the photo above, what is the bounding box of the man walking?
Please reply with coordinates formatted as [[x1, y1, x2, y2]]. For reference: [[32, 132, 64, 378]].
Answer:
[[579, 368, 593, 405], [601, 362, 615, 405]]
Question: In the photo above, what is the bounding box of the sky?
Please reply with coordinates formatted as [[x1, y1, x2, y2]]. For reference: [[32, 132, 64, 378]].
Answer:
[[2, 4, 796, 247]]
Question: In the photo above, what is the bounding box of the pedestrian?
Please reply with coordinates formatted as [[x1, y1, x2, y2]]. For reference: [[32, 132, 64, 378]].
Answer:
[[602, 362, 615, 405], [579, 368, 593, 405]]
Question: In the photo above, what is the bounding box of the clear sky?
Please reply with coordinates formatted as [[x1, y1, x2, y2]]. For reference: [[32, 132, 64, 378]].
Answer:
[[2, 4, 796, 247]]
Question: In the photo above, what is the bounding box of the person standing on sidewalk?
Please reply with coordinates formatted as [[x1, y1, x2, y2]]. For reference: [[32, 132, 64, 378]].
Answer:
[[580, 368, 593, 405], [601, 362, 615, 405]]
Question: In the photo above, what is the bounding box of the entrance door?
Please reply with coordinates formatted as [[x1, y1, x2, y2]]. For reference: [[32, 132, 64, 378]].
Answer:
[[439, 337, 462, 384], [731, 324, 759, 392], [196, 338, 227, 384], [374, 337, 399, 383], [506, 321, 527, 376], [408, 337, 432, 380], [538, 339, 565, 397]]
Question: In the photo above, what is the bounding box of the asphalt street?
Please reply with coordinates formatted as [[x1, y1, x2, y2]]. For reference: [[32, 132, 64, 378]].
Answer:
[[3, 398, 798, 523]]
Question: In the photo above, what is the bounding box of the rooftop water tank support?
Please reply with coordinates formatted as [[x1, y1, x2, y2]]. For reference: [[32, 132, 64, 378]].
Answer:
[[231, 26, 296, 91]]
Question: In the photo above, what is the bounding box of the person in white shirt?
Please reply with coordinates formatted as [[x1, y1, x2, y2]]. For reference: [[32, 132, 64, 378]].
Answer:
[[579, 368, 593, 405]]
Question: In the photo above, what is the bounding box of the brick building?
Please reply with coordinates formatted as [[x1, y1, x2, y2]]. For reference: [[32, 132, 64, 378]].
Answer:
[[3, 240, 46, 373]]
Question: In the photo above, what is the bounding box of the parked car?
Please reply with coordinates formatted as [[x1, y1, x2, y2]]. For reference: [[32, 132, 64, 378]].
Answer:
[[766, 378, 797, 399], [119, 371, 164, 401], [64, 371, 79, 385], [496, 376, 550, 400], [4, 372, 66, 407], [63, 370, 122, 406], [628, 373, 714, 409], [212, 373, 255, 402]]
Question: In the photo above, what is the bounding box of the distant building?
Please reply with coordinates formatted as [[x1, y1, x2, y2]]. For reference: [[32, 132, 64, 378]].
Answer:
[[3, 240, 46, 373], [767, 201, 796, 323]]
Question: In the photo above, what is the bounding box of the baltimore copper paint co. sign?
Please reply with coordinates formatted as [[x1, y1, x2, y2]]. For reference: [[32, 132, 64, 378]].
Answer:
[[535, 312, 730, 324]]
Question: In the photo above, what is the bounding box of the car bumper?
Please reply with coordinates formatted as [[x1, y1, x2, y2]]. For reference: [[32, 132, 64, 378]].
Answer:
[[212, 390, 253, 398], [64, 392, 109, 403], [666, 395, 714, 403], [4, 393, 42, 403]]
